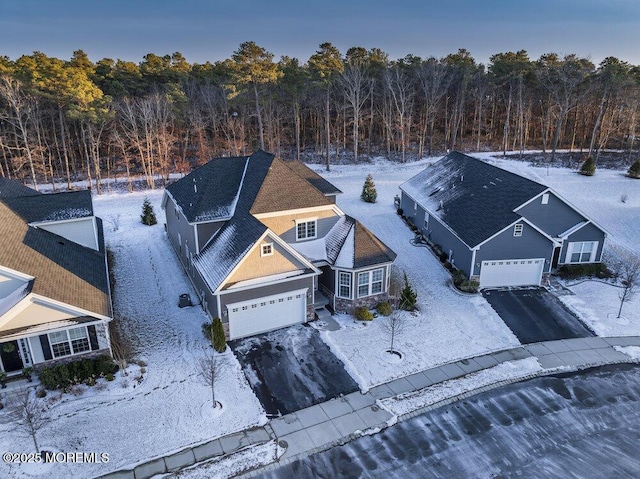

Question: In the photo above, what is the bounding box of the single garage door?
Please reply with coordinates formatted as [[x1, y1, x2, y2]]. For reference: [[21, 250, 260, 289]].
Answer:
[[227, 288, 307, 340], [479, 259, 544, 289]]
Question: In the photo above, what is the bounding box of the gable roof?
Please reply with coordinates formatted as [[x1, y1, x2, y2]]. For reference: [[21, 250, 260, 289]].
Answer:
[[283, 161, 342, 196], [0, 201, 111, 317], [1, 190, 93, 223], [166, 156, 248, 223], [250, 158, 334, 214], [400, 151, 548, 247], [0, 178, 41, 198]]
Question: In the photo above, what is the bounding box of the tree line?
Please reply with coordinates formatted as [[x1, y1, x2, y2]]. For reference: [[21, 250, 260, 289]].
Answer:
[[0, 43, 638, 192]]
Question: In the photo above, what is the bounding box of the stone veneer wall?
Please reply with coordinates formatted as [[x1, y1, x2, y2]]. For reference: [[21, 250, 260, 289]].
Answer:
[[335, 292, 389, 315]]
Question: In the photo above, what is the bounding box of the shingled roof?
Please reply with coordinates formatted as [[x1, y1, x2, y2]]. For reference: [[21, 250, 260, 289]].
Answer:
[[0, 178, 41, 198], [283, 161, 342, 196], [0, 202, 111, 317], [250, 158, 333, 214], [166, 156, 248, 223], [401, 152, 548, 247], [1, 190, 93, 223]]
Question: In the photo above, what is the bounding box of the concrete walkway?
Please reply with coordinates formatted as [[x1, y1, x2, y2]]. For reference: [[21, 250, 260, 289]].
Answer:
[[99, 335, 640, 479]]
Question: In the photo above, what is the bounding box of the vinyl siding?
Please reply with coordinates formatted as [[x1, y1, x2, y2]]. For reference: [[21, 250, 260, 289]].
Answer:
[[424, 211, 473, 277], [38, 218, 98, 251], [258, 209, 338, 236], [517, 192, 586, 237], [559, 222, 606, 264], [226, 236, 306, 285], [165, 198, 197, 267], [196, 221, 225, 253], [474, 222, 554, 276], [278, 215, 342, 243]]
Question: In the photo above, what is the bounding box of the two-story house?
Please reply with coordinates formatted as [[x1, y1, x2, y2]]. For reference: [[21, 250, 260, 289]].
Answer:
[[0, 178, 112, 376], [399, 152, 607, 289], [162, 150, 396, 340]]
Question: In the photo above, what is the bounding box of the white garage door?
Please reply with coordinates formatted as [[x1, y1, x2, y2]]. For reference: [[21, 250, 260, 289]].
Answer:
[[227, 288, 307, 340], [479, 259, 544, 289]]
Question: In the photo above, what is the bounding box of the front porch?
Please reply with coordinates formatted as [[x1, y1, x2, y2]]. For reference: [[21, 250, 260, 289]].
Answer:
[[313, 289, 330, 309]]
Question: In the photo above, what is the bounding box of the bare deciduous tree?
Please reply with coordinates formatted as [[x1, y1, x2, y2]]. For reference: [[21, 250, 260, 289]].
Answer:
[[613, 254, 640, 319], [9, 388, 50, 453], [197, 349, 220, 409], [382, 309, 406, 355]]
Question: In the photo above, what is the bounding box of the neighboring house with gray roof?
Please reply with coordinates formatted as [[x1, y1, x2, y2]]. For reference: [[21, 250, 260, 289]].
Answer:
[[0, 180, 112, 376], [163, 150, 396, 340], [399, 152, 607, 289]]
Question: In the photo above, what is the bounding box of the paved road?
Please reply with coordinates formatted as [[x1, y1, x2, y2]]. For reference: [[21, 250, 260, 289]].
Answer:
[[257, 364, 640, 478], [482, 288, 594, 343]]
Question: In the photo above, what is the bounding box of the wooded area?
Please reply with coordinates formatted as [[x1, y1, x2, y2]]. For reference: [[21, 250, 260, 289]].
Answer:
[[1, 43, 638, 192]]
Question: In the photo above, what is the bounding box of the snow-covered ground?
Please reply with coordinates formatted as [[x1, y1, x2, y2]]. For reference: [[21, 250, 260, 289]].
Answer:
[[0, 191, 265, 479], [311, 152, 640, 389], [316, 158, 520, 390]]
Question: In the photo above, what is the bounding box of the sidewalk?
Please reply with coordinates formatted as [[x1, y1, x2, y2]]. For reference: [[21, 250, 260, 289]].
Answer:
[[99, 335, 640, 479]]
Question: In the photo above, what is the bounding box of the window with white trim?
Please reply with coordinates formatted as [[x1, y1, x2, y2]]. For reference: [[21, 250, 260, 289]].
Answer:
[[296, 220, 317, 240], [48, 326, 90, 358], [513, 224, 523, 237], [568, 241, 597, 263], [423, 215, 429, 230], [261, 243, 273, 256], [338, 272, 351, 298], [357, 268, 384, 297]]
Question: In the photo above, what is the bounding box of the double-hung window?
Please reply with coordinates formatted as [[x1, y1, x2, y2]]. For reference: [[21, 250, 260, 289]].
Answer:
[[569, 241, 597, 263], [357, 269, 384, 297], [296, 219, 317, 240], [49, 326, 90, 358], [338, 272, 351, 298], [513, 224, 523, 237]]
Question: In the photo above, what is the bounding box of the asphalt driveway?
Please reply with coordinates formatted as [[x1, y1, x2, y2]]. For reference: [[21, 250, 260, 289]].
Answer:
[[482, 287, 595, 344], [230, 324, 358, 417]]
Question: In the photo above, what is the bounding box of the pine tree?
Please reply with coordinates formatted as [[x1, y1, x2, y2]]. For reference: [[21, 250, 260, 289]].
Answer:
[[211, 317, 227, 353], [579, 156, 596, 176], [399, 272, 417, 311], [140, 197, 157, 225], [628, 159, 640, 179], [361, 174, 377, 203]]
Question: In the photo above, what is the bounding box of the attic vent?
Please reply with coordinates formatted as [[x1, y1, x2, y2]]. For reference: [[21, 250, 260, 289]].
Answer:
[[437, 200, 443, 211], [58, 240, 65, 246], [428, 188, 441, 197]]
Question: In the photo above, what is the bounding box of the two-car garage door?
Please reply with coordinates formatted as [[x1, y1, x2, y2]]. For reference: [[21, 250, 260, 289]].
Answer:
[[479, 259, 544, 289], [227, 288, 307, 340]]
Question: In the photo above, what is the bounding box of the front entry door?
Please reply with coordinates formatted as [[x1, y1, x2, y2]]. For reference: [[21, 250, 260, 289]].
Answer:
[[0, 341, 24, 372]]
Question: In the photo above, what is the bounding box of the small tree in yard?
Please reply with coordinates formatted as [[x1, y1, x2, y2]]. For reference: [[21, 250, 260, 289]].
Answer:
[[9, 388, 50, 453], [211, 317, 227, 353], [628, 159, 640, 179], [399, 272, 417, 311], [140, 197, 157, 225], [197, 349, 220, 409], [361, 174, 377, 203], [614, 255, 640, 319], [383, 309, 406, 355], [579, 156, 596, 176]]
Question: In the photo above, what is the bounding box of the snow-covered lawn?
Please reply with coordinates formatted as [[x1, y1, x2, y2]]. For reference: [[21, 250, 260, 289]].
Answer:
[[316, 159, 520, 390], [311, 152, 640, 389], [0, 190, 265, 479]]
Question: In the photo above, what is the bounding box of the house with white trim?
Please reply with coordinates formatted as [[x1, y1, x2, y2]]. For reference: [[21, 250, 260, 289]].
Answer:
[[162, 150, 396, 340], [0, 179, 112, 376], [399, 152, 607, 289]]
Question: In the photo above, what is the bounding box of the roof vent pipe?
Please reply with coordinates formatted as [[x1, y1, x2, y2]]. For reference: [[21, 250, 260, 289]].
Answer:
[[460, 175, 464, 182], [193, 178, 197, 193]]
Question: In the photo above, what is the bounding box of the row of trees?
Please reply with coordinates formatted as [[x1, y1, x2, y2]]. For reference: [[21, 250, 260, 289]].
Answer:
[[1, 43, 639, 191]]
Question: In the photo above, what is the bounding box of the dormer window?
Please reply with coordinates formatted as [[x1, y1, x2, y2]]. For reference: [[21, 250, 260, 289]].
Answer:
[[296, 219, 317, 241], [261, 243, 273, 257], [513, 224, 523, 237]]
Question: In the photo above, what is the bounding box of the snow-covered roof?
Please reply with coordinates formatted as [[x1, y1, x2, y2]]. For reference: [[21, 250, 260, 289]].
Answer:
[[400, 152, 548, 247]]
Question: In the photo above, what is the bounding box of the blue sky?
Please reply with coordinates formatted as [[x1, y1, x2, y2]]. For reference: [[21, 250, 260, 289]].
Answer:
[[1, 0, 638, 65]]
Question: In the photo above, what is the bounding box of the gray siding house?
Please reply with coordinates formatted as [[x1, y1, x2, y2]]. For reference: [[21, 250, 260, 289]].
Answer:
[[399, 152, 607, 289], [0, 179, 112, 376], [163, 150, 396, 340]]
